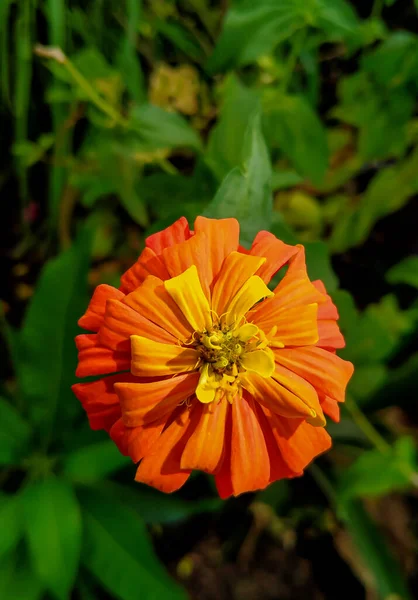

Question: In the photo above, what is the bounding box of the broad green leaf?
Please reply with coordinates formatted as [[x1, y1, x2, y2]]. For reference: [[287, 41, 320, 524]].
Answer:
[[0, 397, 30, 465], [0, 551, 44, 600], [93, 481, 221, 525], [23, 478, 82, 600], [62, 440, 129, 483], [271, 170, 303, 190], [205, 75, 260, 180], [0, 493, 23, 558], [129, 103, 202, 151], [206, 0, 306, 72], [304, 241, 338, 291], [17, 226, 92, 436], [314, 0, 359, 36], [341, 500, 412, 600], [362, 32, 418, 88], [337, 437, 417, 503], [386, 256, 418, 288], [348, 364, 388, 402], [204, 111, 273, 244], [263, 93, 328, 185], [79, 488, 187, 599]]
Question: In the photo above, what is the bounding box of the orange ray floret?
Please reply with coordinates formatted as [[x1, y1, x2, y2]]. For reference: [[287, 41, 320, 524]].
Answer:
[[72, 216, 353, 498]]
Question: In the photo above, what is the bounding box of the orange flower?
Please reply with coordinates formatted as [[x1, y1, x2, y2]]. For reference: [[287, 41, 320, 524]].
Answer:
[[72, 217, 353, 498]]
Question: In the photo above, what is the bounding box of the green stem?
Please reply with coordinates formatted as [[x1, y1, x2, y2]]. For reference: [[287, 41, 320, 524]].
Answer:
[[34, 45, 129, 127], [280, 28, 306, 94], [371, 0, 384, 19], [345, 395, 391, 454], [309, 464, 337, 508]]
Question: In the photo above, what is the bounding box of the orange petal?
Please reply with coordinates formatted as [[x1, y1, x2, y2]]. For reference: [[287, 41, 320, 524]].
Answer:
[[181, 398, 229, 473], [252, 402, 300, 482], [75, 334, 130, 377], [241, 367, 325, 426], [119, 247, 171, 294], [135, 407, 198, 493], [251, 247, 325, 324], [110, 417, 165, 462], [257, 304, 319, 347], [249, 231, 299, 283], [313, 280, 339, 320], [194, 216, 239, 289], [146, 216, 191, 254], [214, 410, 233, 500], [211, 252, 266, 317], [261, 406, 332, 473], [116, 372, 200, 426], [225, 276, 273, 327], [321, 396, 340, 422], [161, 232, 212, 298], [72, 373, 135, 431], [98, 299, 175, 352], [316, 320, 345, 350], [130, 335, 198, 377], [275, 346, 354, 403], [78, 285, 125, 332], [229, 396, 270, 496], [123, 275, 193, 342]]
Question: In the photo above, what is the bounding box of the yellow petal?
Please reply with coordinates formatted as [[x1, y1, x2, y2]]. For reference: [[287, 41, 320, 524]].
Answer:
[[164, 265, 212, 332], [241, 348, 275, 378], [196, 363, 219, 404], [130, 335, 198, 377], [233, 323, 259, 342], [225, 276, 273, 327]]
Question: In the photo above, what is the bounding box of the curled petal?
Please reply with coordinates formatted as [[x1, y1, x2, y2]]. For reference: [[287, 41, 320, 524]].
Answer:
[[78, 285, 124, 332], [181, 398, 229, 473], [116, 372, 200, 426], [75, 334, 130, 377], [275, 346, 354, 403], [120, 247, 170, 294], [249, 231, 299, 283], [110, 417, 165, 463], [99, 299, 175, 352], [261, 406, 332, 473], [130, 335, 198, 377], [135, 407, 199, 493], [225, 276, 273, 326], [241, 349, 275, 378], [123, 275, 192, 342], [164, 266, 212, 332], [146, 216, 191, 254], [211, 252, 266, 317]]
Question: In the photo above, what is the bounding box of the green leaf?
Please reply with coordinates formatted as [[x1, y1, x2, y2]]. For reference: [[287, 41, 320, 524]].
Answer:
[[365, 353, 418, 412], [129, 104, 202, 151], [314, 0, 359, 36], [23, 477, 82, 600], [62, 440, 129, 483], [271, 170, 303, 190], [341, 500, 412, 600], [337, 437, 417, 503], [206, 0, 306, 72], [386, 256, 418, 289], [91, 481, 222, 525], [205, 75, 260, 180], [17, 226, 92, 437], [0, 493, 23, 559], [0, 397, 30, 465], [79, 488, 187, 599], [0, 551, 44, 600], [304, 241, 338, 291], [204, 111, 273, 244], [263, 93, 328, 185]]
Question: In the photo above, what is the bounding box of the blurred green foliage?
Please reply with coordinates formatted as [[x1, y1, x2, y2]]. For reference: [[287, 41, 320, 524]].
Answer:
[[1, 1, 418, 599]]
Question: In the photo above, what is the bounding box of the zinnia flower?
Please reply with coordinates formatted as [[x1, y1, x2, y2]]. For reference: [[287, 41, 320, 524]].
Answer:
[[72, 216, 353, 498]]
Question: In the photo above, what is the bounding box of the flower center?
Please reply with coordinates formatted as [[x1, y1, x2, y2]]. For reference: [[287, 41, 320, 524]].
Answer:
[[192, 322, 275, 404]]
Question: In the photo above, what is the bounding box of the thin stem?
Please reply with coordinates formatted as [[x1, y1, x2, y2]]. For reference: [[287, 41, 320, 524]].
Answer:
[[344, 395, 391, 454], [280, 27, 306, 94], [309, 464, 337, 508], [371, 0, 384, 19], [34, 45, 129, 127]]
